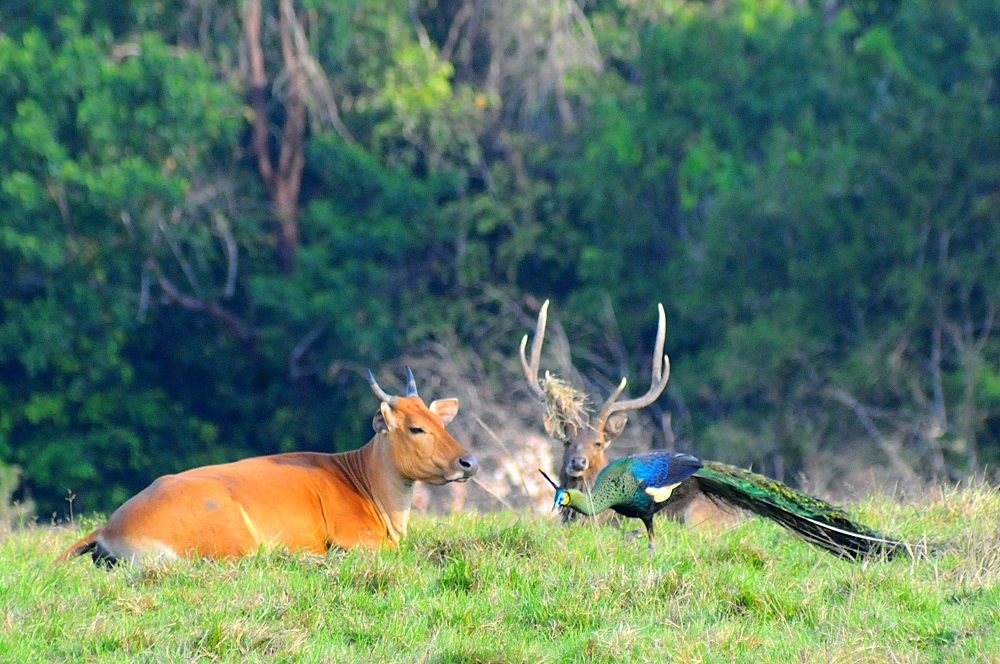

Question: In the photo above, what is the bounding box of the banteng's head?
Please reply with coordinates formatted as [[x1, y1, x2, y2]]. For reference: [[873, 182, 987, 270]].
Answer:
[[521, 301, 670, 509], [368, 367, 478, 485]]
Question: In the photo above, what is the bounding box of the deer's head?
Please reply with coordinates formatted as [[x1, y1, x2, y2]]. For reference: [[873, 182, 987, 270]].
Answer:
[[521, 301, 670, 514]]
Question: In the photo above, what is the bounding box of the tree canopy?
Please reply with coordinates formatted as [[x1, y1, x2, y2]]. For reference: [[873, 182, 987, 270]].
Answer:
[[1, 0, 998, 516]]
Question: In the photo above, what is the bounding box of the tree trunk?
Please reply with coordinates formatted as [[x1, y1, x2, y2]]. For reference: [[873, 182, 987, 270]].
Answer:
[[243, 0, 306, 274]]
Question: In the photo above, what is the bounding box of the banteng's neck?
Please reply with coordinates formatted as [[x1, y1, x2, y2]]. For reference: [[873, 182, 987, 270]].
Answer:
[[357, 435, 416, 543], [327, 436, 415, 545]]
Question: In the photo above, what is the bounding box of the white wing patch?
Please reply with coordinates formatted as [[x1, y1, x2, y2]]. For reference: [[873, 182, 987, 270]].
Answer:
[[645, 483, 680, 503]]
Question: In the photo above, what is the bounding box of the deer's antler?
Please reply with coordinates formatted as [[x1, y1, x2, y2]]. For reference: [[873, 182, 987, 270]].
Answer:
[[594, 303, 671, 430], [520, 299, 550, 398]]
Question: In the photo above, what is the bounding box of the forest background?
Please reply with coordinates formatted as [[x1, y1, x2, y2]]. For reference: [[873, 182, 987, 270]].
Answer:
[[1, 0, 998, 519]]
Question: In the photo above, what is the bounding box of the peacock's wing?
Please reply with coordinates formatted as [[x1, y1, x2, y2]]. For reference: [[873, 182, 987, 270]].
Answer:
[[693, 460, 907, 561], [591, 452, 703, 518], [629, 452, 703, 503]]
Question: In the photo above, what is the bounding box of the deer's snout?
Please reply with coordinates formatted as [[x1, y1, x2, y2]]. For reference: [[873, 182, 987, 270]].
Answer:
[[566, 456, 589, 477]]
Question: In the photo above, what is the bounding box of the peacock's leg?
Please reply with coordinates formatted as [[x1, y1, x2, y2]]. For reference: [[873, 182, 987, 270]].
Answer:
[[643, 517, 655, 559]]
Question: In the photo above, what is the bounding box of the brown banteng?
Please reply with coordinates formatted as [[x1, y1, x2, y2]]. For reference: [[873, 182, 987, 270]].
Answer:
[[56, 369, 478, 565], [521, 301, 719, 523]]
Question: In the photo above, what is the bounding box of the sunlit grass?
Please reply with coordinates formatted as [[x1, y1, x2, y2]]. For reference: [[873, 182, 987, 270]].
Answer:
[[2, 484, 999, 662]]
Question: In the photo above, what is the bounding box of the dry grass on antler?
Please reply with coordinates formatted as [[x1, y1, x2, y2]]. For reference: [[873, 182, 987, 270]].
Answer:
[[539, 373, 588, 440]]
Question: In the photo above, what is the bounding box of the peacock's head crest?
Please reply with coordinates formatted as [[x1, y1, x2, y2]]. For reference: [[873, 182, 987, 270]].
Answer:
[[539, 469, 570, 509]]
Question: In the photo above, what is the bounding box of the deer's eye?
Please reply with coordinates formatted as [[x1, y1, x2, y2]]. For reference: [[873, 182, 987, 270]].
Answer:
[[409, 426, 426, 435]]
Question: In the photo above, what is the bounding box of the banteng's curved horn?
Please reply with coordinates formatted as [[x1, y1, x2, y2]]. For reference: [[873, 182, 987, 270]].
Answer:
[[405, 366, 419, 397], [367, 370, 399, 406]]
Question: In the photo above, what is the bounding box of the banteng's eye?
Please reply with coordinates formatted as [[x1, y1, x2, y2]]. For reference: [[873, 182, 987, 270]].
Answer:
[[409, 426, 426, 435]]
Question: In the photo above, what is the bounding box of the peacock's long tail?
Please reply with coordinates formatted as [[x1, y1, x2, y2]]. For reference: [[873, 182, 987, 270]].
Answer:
[[692, 460, 910, 561]]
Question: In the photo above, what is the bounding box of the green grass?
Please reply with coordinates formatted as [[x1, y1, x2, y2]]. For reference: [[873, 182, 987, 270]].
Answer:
[[3, 485, 1000, 663]]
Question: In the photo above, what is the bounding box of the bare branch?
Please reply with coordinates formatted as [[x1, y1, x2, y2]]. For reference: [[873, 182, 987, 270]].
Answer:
[[138, 259, 152, 316], [441, 2, 473, 62], [290, 323, 326, 379], [145, 257, 257, 347], [280, 0, 355, 143], [159, 207, 202, 295], [474, 414, 533, 502], [471, 477, 515, 510], [243, 0, 273, 193], [562, 0, 600, 60], [824, 387, 916, 481], [212, 211, 238, 299], [409, 0, 432, 54], [45, 179, 71, 227]]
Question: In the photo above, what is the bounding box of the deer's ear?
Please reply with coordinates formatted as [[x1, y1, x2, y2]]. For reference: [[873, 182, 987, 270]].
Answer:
[[604, 414, 628, 443], [374, 402, 399, 434], [429, 398, 459, 425]]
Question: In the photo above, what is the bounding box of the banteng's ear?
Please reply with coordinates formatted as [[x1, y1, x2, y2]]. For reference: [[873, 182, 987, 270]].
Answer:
[[372, 411, 389, 435], [375, 402, 399, 434], [429, 398, 459, 425], [604, 413, 629, 443]]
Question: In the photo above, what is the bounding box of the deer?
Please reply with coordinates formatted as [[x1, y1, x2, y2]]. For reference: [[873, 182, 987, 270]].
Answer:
[[521, 300, 721, 524], [56, 368, 478, 566]]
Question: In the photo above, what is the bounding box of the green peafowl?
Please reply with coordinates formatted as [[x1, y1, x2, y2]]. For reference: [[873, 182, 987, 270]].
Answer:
[[540, 450, 908, 562]]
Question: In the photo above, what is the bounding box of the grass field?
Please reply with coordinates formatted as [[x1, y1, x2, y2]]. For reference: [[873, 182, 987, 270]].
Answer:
[[2, 484, 999, 663]]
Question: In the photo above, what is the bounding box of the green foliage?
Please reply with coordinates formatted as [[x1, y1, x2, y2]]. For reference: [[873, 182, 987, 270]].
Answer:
[[557, 0, 1000, 478], [0, 10, 253, 513], [1, 0, 999, 515]]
